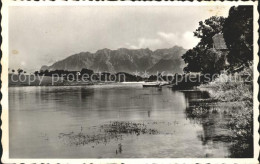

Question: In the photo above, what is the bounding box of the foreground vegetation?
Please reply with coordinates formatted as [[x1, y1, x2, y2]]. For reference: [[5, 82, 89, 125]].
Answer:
[[179, 5, 254, 157], [199, 65, 253, 157]]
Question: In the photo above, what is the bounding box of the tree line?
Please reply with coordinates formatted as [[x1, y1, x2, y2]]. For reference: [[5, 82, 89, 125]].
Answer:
[[182, 6, 253, 76]]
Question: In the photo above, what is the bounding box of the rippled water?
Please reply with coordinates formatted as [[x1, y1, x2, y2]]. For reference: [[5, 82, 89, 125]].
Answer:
[[9, 83, 233, 158]]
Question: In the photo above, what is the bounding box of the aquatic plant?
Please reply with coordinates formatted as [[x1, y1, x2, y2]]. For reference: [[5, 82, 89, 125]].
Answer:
[[58, 121, 159, 146], [101, 121, 159, 136]]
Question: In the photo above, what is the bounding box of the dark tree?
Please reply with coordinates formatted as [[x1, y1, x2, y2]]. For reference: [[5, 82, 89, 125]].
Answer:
[[80, 68, 94, 75], [223, 6, 253, 69], [43, 70, 49, 76], [194, 16, 226, 49], [34, 71, 39, 76], [182, 47, 225, 75], [17, 69, 23, 75], [182, 47, 203, 73], [182, 16, 226, 75], [200, 49, 225, 75]]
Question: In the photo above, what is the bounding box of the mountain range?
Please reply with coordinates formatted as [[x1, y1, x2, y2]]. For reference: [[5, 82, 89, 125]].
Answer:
[[40, 46, 186, 74]]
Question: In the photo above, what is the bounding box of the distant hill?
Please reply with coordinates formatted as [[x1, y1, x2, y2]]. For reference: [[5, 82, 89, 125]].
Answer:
[[40, 46, 186, 74]]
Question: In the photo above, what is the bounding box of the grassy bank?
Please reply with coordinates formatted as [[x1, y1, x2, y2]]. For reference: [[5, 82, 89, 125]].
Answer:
[[198, 66, 253, 157]]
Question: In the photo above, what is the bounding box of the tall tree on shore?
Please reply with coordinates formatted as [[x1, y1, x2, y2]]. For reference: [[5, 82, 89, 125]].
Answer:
[[182, 16, 226, 74], [182, 47, 225, 74], [223, 6, 253, 69], [182, 47, 203, 73], [194, 16, 226, 49]]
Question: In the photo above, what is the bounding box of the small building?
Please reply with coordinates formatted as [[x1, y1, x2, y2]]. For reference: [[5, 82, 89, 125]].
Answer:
[[212, 33, 229, 66], [212, 34, 227, 50]]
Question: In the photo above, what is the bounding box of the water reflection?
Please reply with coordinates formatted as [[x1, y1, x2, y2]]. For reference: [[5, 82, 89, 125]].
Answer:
[[182, 90, 252, 158], [147, 110, 151, 118], [9, 85, 238, 158]]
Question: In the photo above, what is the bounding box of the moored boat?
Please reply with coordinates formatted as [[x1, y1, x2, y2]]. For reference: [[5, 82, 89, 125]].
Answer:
[[142, 82, 160, 87]]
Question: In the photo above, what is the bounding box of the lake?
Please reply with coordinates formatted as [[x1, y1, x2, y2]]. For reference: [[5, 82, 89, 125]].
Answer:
[[9, 83, 234, 158]]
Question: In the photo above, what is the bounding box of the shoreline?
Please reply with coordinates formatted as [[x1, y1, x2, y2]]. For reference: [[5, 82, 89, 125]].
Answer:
[[8, 81, 147, 87]]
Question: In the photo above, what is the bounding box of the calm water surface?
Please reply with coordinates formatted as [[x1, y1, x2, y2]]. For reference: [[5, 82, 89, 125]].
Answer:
[[9, 83, 233, 158]]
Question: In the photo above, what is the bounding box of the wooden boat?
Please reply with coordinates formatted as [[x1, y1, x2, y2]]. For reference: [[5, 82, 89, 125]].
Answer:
[[142, 82, 161, 87]]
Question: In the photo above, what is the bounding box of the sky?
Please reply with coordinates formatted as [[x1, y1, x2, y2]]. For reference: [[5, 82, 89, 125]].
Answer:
[[9, 5, 231, 72]]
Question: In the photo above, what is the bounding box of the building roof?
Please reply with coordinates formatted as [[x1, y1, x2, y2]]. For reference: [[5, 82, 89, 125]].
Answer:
[[212, 34, 227, 50]]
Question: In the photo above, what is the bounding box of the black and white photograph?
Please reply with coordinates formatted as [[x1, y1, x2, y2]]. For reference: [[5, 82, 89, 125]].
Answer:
[[1, 1, 259, 163]]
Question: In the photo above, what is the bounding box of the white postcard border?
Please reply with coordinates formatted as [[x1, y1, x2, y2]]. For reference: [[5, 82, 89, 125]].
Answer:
[[1, 1, 259, 163]]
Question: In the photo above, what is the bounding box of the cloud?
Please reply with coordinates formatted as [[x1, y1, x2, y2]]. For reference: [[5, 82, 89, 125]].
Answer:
[[127, 31, 200, 50], [157, 31, 200, 49], [157, 32, 178, 41], [182, 31, 201, 49], [125, 38, 163, 50], [9, 6, 231, 70]]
